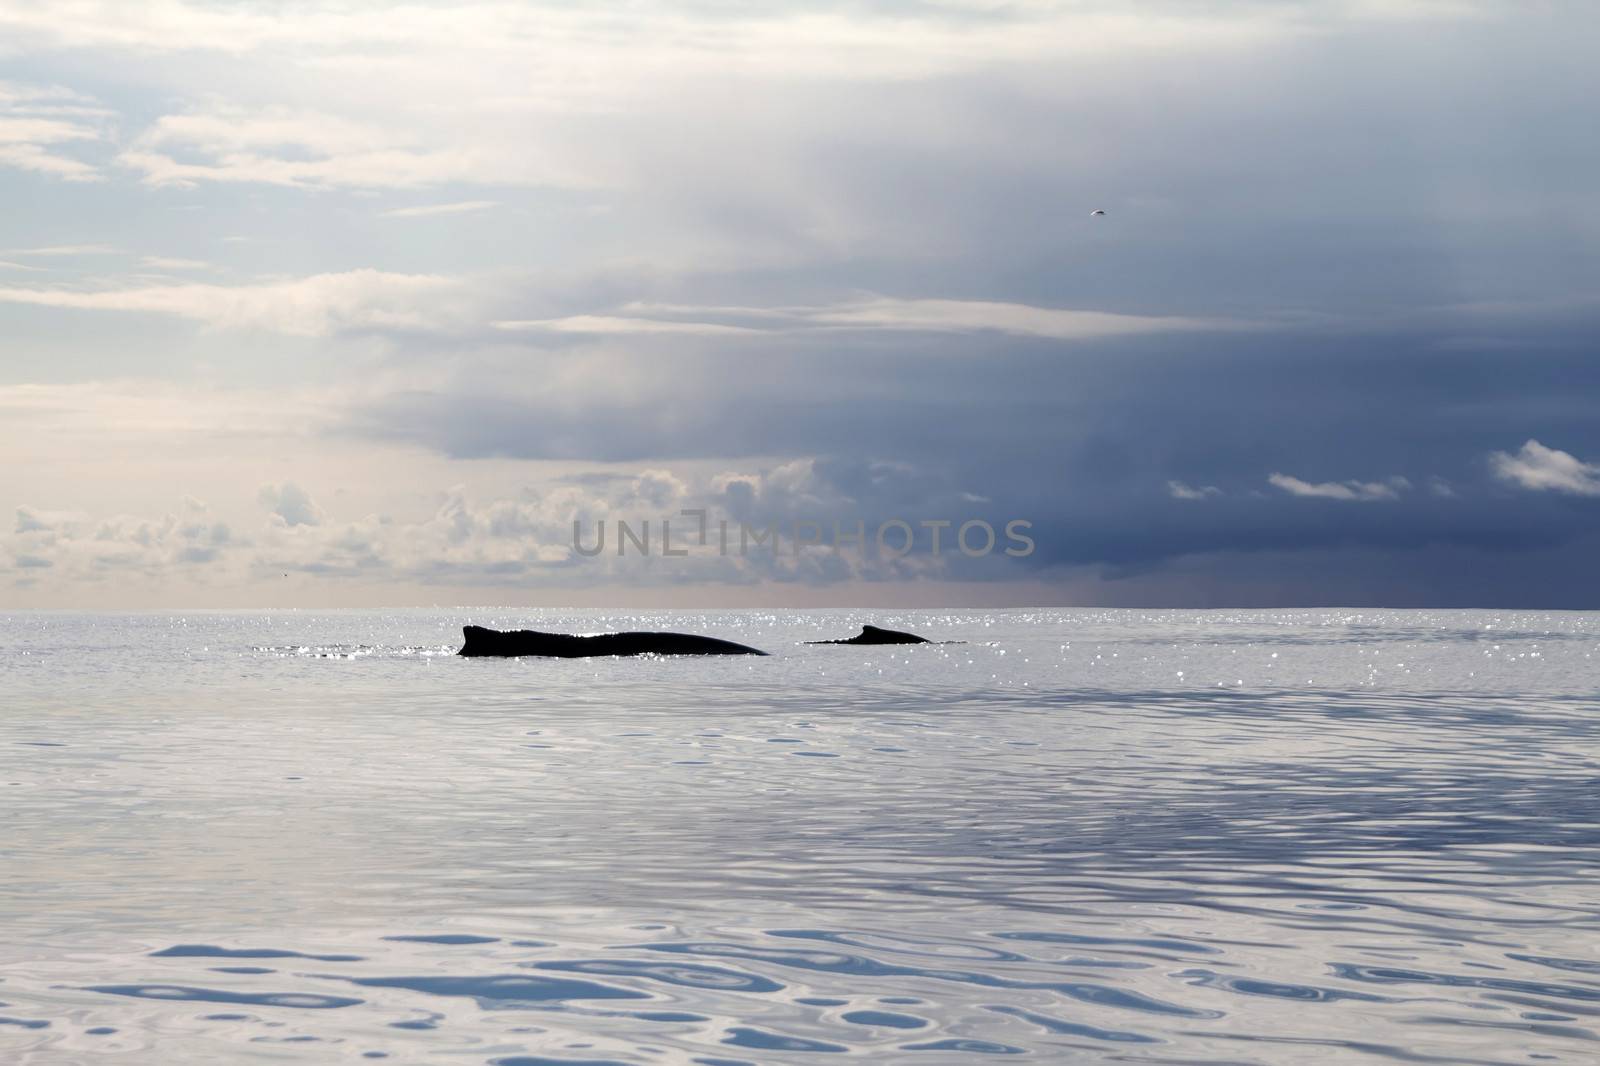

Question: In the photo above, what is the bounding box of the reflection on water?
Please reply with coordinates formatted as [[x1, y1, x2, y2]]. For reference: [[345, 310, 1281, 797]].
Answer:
[[2, 608, 1598, 1064]]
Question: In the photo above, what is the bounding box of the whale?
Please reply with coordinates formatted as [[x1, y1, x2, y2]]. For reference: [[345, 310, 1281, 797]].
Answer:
[[806, 624, 933, 646], [458, 625, 767, 658]]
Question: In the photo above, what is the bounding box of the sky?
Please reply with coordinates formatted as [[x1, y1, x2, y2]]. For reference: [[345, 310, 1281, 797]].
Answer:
[[2, 0, 1597, 608]]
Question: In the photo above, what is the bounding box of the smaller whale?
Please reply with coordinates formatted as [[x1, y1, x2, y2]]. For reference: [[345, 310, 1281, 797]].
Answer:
[[806, 624, 933, 646], [459, 625, 766, 658]]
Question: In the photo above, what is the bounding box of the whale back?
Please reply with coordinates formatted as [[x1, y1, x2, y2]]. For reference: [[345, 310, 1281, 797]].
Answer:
[[807, 624, 932, 645], [459, 625, 766, 657], [854, 625, 930, 644]]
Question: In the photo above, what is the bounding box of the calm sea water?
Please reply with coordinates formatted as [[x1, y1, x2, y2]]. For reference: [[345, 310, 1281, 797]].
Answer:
[[3, 608, 1599, 1065]]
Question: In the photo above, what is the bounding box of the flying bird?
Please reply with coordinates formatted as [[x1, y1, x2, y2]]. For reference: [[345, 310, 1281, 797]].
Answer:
[[1089, 209, 1106, 216]]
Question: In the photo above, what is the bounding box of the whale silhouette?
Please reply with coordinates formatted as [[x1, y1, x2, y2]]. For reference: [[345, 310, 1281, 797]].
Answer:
[[806, 624, 933, 646], [458, 625, 767, 658]]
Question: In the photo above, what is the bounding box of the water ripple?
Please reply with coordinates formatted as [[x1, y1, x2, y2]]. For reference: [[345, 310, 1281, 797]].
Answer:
[[340, 974, 649, 1006], [83, 985, 363, 1009]]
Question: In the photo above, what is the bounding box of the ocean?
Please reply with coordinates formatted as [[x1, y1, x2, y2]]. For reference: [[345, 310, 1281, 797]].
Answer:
[[3, 608, 1598, 1064]]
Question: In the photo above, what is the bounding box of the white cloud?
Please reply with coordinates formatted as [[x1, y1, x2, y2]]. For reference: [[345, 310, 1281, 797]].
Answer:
[[1168, 480, 1222, 500], [0, 116, 97, 145], [382, 200, 499, 219], [1489, 440, 1600, 497], [0, 82, 92, 106], [0, 380, 329, 443], [118, 107, 497, 189], [15, 505, 71, 534], [0, 143, 98, 179], [259, 482, 324, 528], [0, 2, 1481, 67], [1, 2, 1422, 196], [139, 255, 211, 271], [0, 82, 106, 180], [0, 3, 1295, 65], [7, 499, 236, 577], [243, 464, 965, 588], [806, 298, 1240, 339], [509, 297, 1245, 341], [495, 315, 763, 337], [1268, 473, 1411, 501], [4, 457, 991, 593], [3, 244, 121, 256], [0, 269, 464, 336]]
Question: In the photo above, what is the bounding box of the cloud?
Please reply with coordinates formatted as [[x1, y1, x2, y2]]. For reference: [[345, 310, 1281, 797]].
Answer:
[[0, 269, 464, 336], [0, 144, 99, 178], [0, 380, 331, 446], [118, 107, 498, 189], [6, 499, 236, 578], [495, 315, 763, 337], [1168, 480, 1222, 500], [4, 458, 1017, 593], [2, 274, 1241, 344], [2, 243, 121, 256], [1489, 440, 1600, 497], [335, 315, 1600, 605], [259, 483, 324, 527], [1268, 473, 1411, 501], [2, 3, 1599, 609], [12, 1, 1476, 199], [0, 82, 107, 180], [0, 2, 1484, 67], [139, 255, 211, 271], [272, 460, 998, 588], [15, 505, 70, 534], [505, 297, 1244, 341], [382, 200, 499, 219], [800, 298, 1242, 339], [0, 117, 98, 143], [251, 479, 673, 582]]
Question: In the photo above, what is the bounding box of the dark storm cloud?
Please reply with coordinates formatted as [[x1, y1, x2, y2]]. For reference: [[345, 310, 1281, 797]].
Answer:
[[336, 3, 1600, 605], [345, 298, 1600, 603]]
